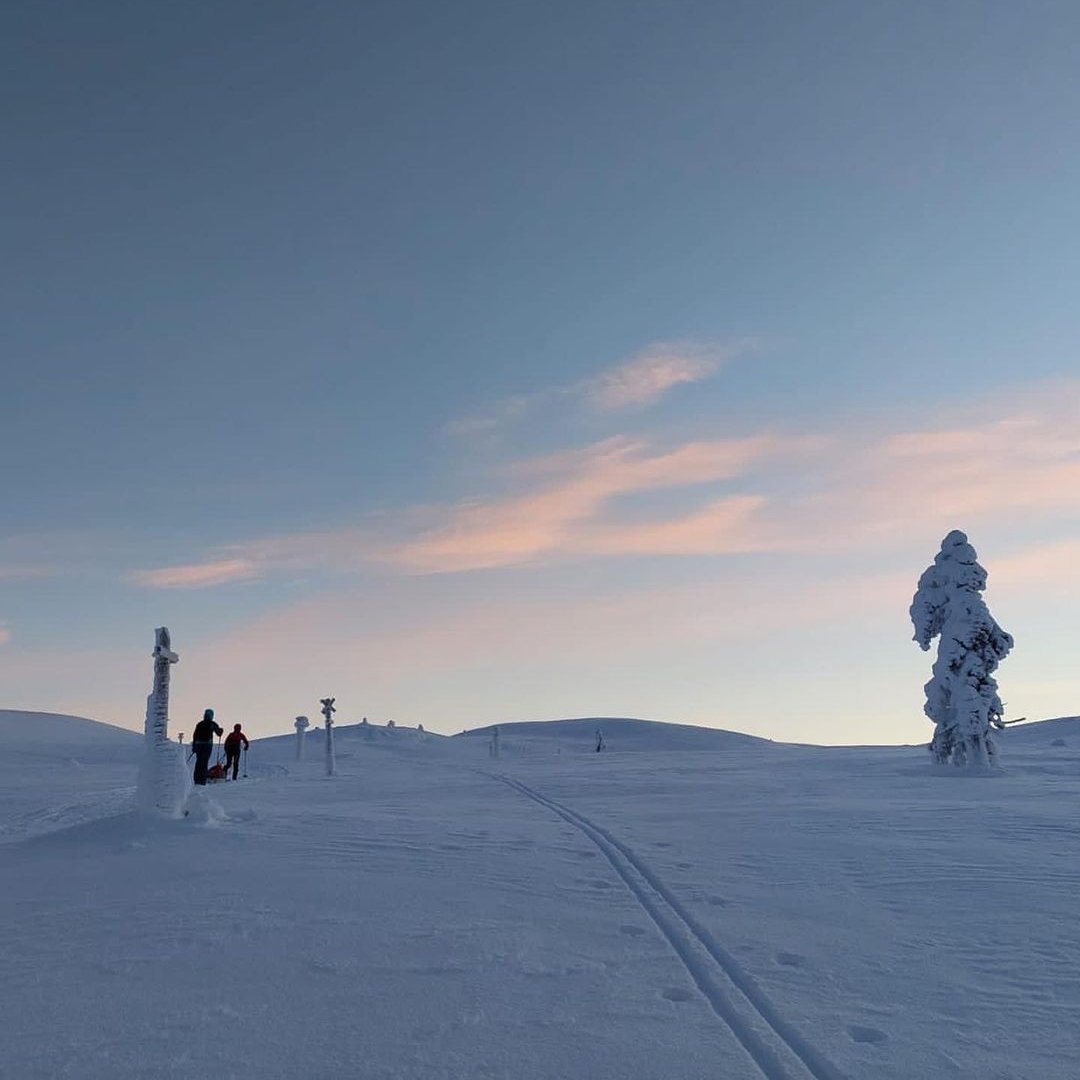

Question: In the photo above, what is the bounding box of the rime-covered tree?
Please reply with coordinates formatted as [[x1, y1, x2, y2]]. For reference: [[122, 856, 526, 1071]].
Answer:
[[910, 530, 1013, 767]]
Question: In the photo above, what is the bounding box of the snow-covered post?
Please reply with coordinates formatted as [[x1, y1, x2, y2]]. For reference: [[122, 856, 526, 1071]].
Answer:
[[595, 727, 605, 753], [417, 723, 425, 742], [490, 725, 500, 760], [138, 627, 188, 816], [910, 530, 1014, 768], [294, 715, 310, 760], [321, 697, 336, 777]]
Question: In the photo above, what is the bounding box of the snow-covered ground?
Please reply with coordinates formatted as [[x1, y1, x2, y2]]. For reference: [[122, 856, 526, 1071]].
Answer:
[[2, 710, 1079, 1079]]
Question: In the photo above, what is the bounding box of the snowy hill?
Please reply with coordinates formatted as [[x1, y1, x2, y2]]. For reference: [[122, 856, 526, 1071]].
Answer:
[[0, 709, 141, 842], [0, 708, 140, 763], [4, 709, 1080, 1078], [459, 716, 774, 752], [1001, 714, 1080, 745]]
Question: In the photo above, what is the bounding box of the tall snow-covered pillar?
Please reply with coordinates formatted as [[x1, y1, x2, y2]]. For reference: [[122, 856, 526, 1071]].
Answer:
[[294, 715, 310, 760], [138, 627, 187, 816], [321, 697, 336, 777]]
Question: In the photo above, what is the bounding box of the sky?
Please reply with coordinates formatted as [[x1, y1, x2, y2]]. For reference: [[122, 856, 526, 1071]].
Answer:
[[3, 0, 1080, 744]]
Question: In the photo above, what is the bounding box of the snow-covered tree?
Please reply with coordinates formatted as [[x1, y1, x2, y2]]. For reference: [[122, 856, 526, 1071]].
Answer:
[[910, 530, 1014, 767]]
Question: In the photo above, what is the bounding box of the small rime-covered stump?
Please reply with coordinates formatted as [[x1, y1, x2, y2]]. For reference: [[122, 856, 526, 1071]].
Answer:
[[294, 715, 310, 760]]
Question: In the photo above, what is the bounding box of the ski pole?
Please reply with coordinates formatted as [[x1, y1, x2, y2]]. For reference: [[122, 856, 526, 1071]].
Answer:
[[242, 744, 248, 778]]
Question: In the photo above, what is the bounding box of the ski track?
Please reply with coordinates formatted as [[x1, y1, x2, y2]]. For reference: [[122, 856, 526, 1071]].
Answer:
[[492, 772, 846, 1080], [0, 786, 137, 844]]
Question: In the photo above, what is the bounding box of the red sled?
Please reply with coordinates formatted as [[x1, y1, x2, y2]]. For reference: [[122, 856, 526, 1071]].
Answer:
[[206, 762, 228, 782]]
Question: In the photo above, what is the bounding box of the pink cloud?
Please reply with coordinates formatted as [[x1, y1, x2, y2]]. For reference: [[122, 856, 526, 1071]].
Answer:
[[386, 434, 806, 573], [130, 377, 1080, 587], [132, 558, 261, 589], [0, 625, 10, 646], [740, 380, 1080, 555], [992, 540, 1080, 592]]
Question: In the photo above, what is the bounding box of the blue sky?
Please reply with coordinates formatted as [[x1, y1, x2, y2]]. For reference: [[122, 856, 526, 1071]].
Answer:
[[3, 1, 1079, 742]]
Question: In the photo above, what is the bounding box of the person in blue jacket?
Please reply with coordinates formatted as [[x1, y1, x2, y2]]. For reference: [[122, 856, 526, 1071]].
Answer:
[[191, 708, 223, 786]]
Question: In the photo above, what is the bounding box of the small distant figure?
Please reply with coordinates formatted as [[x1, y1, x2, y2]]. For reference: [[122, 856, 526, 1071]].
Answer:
[[191, 708, 223, 786], [224, 723, 249, 781], [595, 728, 605, 753]]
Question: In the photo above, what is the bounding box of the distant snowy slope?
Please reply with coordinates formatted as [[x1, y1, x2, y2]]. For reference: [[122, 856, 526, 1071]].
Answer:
[[0, 709, 140, 764], [459, 716, 773, 752], [253, 720, 447, 764], [0, 710, 141, 841], [1001, 715, 1080, 745]]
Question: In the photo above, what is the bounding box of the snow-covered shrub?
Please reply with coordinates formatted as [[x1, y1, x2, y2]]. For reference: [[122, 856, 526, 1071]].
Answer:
[[910, 530, 1013, 768]]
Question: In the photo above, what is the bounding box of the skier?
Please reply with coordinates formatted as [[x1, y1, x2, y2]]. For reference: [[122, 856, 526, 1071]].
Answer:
[[191, 708, 223, 786], [224, 723, 249, 781]]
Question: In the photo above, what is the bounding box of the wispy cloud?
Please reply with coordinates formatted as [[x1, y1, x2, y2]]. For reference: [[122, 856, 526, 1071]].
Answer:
[[763, 380, 1080, 553], [131, 377, 1080, 588], [446, 340, 746, 437], [0, 563, 60, 582], [0, 625, 10, 646], [386, 433, 806, 573], [444, 395, 533, 437], [585, 342, 737, 410], [132, 558, 261, 589]]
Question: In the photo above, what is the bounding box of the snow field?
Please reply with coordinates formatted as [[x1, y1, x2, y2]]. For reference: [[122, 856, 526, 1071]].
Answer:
[[2, 713, 1079, 1079]]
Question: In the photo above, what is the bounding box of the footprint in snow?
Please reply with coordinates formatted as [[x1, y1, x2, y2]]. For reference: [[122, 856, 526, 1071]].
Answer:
[[661, 987, 694, 1003], [848, 1025, 889, 1044], [776, 952, 805, 968], [675, 861, 693, 870]]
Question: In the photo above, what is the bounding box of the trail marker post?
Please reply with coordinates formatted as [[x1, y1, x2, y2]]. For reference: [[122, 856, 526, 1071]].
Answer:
[[139, 627, 186, 816], [321, 697, 336, 776]]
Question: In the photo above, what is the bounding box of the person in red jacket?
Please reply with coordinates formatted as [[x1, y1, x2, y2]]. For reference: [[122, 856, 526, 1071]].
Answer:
[[224, 723, 249, 781]]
